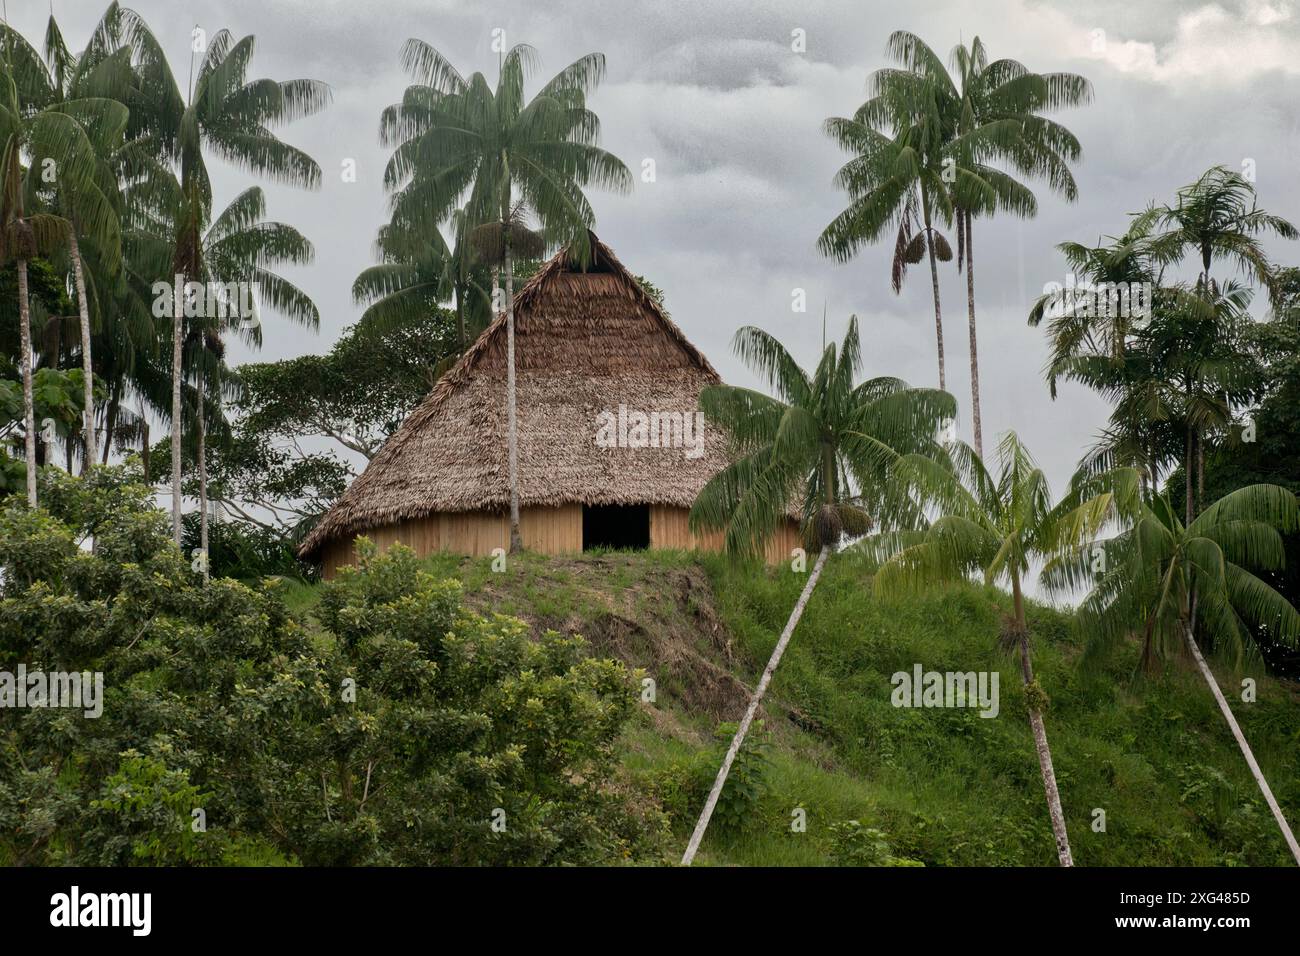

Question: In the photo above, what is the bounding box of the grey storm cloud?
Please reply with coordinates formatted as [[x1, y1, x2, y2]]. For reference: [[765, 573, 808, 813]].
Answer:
[[13, 0, 1300, 580], [633, 37, 804, 89]]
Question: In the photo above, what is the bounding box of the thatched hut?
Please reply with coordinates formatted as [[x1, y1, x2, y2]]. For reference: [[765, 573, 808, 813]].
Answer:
[[300, 235, 801, 577]]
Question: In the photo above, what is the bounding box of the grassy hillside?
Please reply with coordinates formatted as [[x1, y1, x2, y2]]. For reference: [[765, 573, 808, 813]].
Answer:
[[283, 548, 1300, 866]]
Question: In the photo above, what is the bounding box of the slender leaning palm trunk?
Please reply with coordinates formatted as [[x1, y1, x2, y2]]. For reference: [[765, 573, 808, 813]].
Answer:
[[505, 231, 522, 553], [1014, 574, 1073, 866], [68, 231, 97, 470], [682, 546, 831, 865], [171, 278, 184, 546], [921, 192, 946, 391], [1183, 626, 1300, 864], [17, 258, 37, 507], [964, 214, 982, 458]]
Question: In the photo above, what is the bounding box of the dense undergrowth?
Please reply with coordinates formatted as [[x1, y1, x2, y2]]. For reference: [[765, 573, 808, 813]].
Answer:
[[6, 472, 1296, 866], [286, 545, 1300, 866]]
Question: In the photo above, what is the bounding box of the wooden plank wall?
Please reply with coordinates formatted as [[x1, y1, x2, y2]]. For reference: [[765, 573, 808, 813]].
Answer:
[[649, 504, 721, 551], [319, 505, 581, 578], [319, 504, 803, 578], [649, 505, 803, 565]]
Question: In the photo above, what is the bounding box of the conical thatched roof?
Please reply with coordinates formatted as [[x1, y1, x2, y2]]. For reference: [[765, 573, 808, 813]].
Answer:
[[300, 234, 730, 559]]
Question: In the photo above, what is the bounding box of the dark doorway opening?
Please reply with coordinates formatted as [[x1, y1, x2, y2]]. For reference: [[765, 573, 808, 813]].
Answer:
[[583, 504, 650, 551]]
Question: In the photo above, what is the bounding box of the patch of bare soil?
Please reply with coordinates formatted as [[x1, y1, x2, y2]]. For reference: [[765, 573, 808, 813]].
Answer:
[[461, 556, 755, 724]]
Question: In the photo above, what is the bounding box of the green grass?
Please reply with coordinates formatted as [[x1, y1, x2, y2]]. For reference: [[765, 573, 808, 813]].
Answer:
[[290, 547, 1300, 866], [269, 576, 322, 619]]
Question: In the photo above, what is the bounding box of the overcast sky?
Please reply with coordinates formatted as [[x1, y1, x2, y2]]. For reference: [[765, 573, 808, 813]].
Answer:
[[11, 0, 1300, 508]]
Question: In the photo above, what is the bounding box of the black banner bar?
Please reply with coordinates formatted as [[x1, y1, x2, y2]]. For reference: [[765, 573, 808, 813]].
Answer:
[[1, 866, 1287, 942]]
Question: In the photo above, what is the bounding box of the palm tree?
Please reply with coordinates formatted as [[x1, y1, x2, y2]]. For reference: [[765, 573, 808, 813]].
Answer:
[[1149, 166, 1297, 298], [1027, 224, 1178, 496], [819, 42, 958, 390], [1043, 480, 1300, 863], [354, 209, 490, 353], [1156, 282, 1261, 524], [133, 178, 318, 574], [1029, 221, 1160, 373], [681, 316, 955, 864], [944, 35, 1091, 457], [0, 21, 124, 505], [198, 187, 316, 572], [75, 170, 174, 472], [1026, 219, 1253, 506], [825, 32, 1090, 452], [381, 41, 631, 552], [859, 432, 1119, 866], [76, 213, 158, 468], [1070, 356, 1183, 502], [40, 14, 132, 470], [1146, 166, 1297, 517], [103, 4, 329, 544]]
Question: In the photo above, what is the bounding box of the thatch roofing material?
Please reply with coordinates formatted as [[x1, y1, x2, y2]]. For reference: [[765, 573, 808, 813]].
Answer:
[[300, 235, 729, 558]]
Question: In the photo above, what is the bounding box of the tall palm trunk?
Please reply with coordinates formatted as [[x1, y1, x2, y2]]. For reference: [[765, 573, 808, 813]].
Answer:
[[455, 287, 466, 351], [921, 189, 946, 391], [1183, 625, 1300, 864], [171, 276, 184, 546], [1146, 442, 1157, 504], [1138, 613, 1159, 675], [16, 258, 37, 506], [139, 412, 149, 482], [1013, 572, 1074, 866], [963, 212, 982, 458], [682, 546, 831, 865], [504, 228, 521, 553], [102, 395, 118, 465], [68, 229, 96, 468], [1191, 267, 1211, 522], [197, 366, 209, 582], [1196, 428, 1204, 513]]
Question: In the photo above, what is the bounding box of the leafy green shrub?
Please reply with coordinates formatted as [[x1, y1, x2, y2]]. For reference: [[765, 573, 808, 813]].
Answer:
[[827, 820, 924, 867], [700, 720, 772, 832], [298, 539, 655, 864], [181, 512, 316, 582], [1174, 762, 1280, 865], [88, 752, 219, 865], [0, 367, 93, 496], [645, 760, 699, 828], [0, 470, 660, 866]]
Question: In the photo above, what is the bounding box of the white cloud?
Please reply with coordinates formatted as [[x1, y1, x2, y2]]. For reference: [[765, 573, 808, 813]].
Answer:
[[1053, 0, 1300, 84]]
